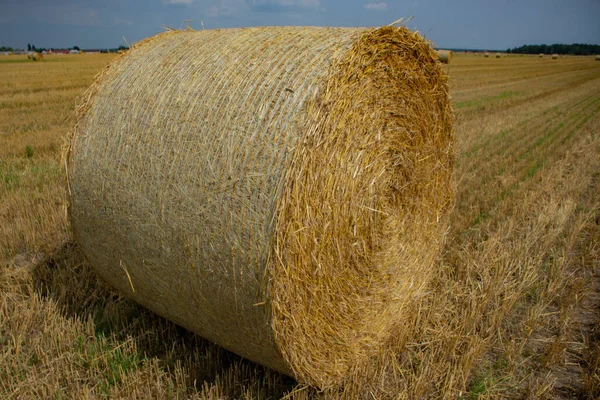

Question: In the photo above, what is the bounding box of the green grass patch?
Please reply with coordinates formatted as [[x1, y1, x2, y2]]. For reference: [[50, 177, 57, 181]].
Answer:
[[77, 332, 144, 394], [463, 358, 510, 399], [25, 145, 34, 158], [456, 91, 520, 110], [0, 159, 61, 193]]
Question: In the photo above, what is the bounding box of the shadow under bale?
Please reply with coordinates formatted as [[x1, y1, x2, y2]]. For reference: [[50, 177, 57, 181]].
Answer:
[[30, 242, 298, 398]]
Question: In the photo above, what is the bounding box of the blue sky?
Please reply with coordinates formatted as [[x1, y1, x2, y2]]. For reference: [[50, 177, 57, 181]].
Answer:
[[0, 0, 599, 50]]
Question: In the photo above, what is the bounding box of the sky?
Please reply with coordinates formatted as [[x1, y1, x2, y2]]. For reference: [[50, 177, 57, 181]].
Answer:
[[0, 0, 599, 50]]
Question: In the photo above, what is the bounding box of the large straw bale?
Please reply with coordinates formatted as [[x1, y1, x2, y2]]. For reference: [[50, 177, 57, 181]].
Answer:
[[552, 54, 558, 59], [27, 52, 43, 61], [67, 26, 454, 388], [595, 55, 600, 61], [437, 49, 453, 64]]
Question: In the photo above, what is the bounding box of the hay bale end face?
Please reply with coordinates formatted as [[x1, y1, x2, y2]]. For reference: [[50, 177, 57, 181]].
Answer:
[[67, 26, 455, 388], [437, 49, 453, 64]]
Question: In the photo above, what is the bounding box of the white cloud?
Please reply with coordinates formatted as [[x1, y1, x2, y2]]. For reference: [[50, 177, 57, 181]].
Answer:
[[162, 0, 194, 5], [364, 2, 387, 11]]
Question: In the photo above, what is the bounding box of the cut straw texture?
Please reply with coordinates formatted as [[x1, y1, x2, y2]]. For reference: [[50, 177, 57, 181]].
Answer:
[[67, 26, 454, 389], [437, 49, 453, 64]]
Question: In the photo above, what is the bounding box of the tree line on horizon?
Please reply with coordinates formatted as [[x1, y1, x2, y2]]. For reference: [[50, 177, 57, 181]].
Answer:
[[4, 43, 598, 56], [507, 43, 600, 55], [0, 44, 129, 53]]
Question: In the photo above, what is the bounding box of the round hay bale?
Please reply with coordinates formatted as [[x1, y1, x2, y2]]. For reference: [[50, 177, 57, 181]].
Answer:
[[437, 49, 453, 64], [552, 54, 558, 59], [27, 52, 33, 60], [495, 52, 501, 58], [595, 55, 600, 61], [539, 53, 544, 58], [67, 26, 454, 388], [484, 52, 490, 57], [32, 52, 43, 61]]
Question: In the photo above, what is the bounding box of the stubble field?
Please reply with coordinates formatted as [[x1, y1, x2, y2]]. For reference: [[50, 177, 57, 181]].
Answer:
[[1, 52, 599, 399]]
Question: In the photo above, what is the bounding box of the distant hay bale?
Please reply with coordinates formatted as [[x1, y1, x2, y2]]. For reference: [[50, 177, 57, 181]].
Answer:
[[539, 53, 544, 58], [27, 52, 43, 61], [552, 54, 558, 59], [437, 49, 453, 64], [595, 55, 600, 61], [484, 52, 490, 57], [495, 53, 501, 58], [67, 26, 455, 389]]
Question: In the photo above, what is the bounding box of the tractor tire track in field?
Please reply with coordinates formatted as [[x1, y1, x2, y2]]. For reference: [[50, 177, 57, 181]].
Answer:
[[468, 101, 600, 230], [454, 75, 600, 235], [451, 58, 600, 99]]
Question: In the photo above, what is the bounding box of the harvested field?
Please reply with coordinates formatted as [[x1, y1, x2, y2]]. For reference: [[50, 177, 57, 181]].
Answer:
[[1, 50, 600, 398]]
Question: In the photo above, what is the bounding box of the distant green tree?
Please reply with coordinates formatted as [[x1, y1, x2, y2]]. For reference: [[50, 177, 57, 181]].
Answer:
[[27, 43, 31, 51], [73, 46, 80, 51], [509, 43, 600, 56], [118, 45, 128, 51]]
